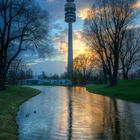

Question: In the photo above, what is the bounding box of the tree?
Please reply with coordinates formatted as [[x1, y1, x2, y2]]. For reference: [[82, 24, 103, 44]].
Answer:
[[50, 74, 59, 79], [7, 59, 23, 85], [0, 0, 50, 90], [39, 71, 47, 79], [25, 69, 33, 79], [84, 0, 136, 86], [120, 28, 140, 79], [73, 53, 100, 85]]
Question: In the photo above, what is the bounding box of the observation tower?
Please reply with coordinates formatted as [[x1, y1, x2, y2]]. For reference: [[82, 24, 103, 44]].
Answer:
[[65, 0, 76, 77]]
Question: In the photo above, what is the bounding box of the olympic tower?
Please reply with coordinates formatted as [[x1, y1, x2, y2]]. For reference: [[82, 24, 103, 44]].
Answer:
[[65, 0, 76, 77]]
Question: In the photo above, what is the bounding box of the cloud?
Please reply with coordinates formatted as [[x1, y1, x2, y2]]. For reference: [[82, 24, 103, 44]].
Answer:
[[52, 23, 63, 31], [132, 0, 140, 8], [59, 41, 68, 54], [77, 8, 93, 20], [47, 0, 54, 3], [73, 31, 89, 57], [52, 28, 89, 59], [77, 0, 140, 20], [27, 60, 66, 75]]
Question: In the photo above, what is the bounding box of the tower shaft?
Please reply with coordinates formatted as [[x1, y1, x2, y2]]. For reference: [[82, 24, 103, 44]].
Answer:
[[68, 23, 73, 75]]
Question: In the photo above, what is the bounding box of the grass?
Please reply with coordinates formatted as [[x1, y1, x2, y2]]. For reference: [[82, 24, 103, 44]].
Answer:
[[86, 80, 140, 103], [0, 86, 40, 140]]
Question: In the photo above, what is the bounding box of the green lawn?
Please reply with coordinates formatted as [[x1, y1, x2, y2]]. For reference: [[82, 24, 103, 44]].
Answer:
[[87, 80, 140, 103], [0, 86, 40, 140]]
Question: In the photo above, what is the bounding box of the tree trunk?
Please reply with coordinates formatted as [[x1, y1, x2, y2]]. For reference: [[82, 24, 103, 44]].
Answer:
[[110, 73, 118, 87], [0, 61, 6, 90], [103, 67, 108, 84], [123, 74, 128, 80], [123, 67, 129, 80], [122, 69, 129, 80], [0, 72, 6, 90], [108, 69, 118, 87], [0, 80, 5, 90], [109, 54, 119, 87]]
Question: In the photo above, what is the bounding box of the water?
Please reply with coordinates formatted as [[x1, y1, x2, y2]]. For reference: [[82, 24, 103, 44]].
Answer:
[[16, 86, 140, 140]]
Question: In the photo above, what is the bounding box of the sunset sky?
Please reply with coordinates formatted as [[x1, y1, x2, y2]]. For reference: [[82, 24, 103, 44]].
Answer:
[[26, 0, 140, 75]]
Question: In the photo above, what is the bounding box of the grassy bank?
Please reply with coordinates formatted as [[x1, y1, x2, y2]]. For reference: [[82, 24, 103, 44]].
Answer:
[[87, 80, 140, 103], [0, 86, 40, 140]]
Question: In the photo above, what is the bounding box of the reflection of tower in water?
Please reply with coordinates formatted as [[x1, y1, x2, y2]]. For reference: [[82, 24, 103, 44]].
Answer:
[[67, 87, 73, 140], [65, 0, 76, 77]]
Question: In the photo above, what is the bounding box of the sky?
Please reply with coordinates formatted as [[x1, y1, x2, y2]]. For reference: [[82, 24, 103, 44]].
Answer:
[[26, 0, 94, 75], [26, 0, 140, 75]]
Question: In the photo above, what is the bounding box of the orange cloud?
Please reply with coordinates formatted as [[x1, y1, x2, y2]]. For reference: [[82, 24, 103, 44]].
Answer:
[[53, 27, 92, 61], [132, 0, 140, 8], [78, 0, 140, 20], [78, 8, 94, 20], [55, 30, 89, 59], [73, 30, 89, 57], [59, 41, 67, 54]]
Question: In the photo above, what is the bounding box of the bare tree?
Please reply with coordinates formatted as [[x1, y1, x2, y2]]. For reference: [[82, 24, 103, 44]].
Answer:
[[0, 0, 51, 90], [120, 28, 140, 79], [84, 0, 136, 86], [7, 58, 25, 85], [73, 53, 100, 85]]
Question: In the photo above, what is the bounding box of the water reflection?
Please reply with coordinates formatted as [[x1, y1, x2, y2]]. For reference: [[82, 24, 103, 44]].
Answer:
[[16, 86, 140, 140], [67, 87, 73, 140]]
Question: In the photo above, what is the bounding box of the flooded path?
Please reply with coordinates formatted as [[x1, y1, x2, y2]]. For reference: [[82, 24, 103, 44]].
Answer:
[[16, 86, 140, 140]]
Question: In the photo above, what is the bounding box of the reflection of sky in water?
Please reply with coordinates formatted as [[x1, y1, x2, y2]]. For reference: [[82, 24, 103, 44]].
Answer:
[[17, 86, 140, 140]]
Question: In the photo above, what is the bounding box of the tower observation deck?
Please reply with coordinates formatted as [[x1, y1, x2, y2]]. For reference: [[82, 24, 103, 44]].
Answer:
[[65, 0, 76, 78]]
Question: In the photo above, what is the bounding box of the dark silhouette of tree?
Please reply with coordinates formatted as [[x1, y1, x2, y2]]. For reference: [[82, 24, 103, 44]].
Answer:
[[84, 0, 136, 86], [7, 59, 23, 85], [0, 0, 51, 90], [25, 69, 33, 79], [39, 72, 47, 79], [73, 53, 100, 85], [120, 28, 140, 79]]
